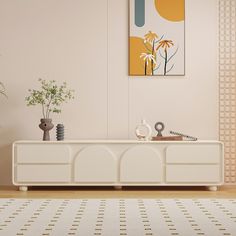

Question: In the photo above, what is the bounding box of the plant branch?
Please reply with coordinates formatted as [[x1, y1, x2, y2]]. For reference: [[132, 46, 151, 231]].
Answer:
[[0, 90, 7, 98], [154, 35, 164, 44], [0, 82, 7, 98], [142, 41, 152, 53], [166, 64, 175, 73], [41, 103, 46, 119], [25, 79, 74, 119], [159, 51, 165, 59], [46, 95, 53, 119], [153, 62, 161, 72], [167, 46, 179, 63], [164, 49, 168, 75]]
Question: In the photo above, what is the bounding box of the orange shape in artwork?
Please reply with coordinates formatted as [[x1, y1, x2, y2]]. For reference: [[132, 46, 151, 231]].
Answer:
[[154, 0, 185, 22], [129, 37, 153, 76]]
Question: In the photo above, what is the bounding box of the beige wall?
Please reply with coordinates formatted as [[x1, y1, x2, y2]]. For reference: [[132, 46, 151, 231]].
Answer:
[[0, 0, 218, 185]]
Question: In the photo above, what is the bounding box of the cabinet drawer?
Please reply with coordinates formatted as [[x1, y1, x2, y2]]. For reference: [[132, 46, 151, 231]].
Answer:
[[15, 144, 71, 164], [166, 144, 222, 164], [166, 165, 221, 183], [15, 165, 71, 182]]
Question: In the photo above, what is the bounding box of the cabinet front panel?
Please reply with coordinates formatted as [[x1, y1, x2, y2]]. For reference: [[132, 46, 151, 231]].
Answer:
[[16, 165, 71, 182], [166, 165, 221, 183], [120, 146, 163, 183], [15, 144, 71, 163], [166, 144, 222, 164], [74, 146, 117, 183]]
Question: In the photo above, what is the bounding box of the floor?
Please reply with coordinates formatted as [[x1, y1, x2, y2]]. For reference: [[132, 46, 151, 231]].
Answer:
[[0, 186, 236, 199]]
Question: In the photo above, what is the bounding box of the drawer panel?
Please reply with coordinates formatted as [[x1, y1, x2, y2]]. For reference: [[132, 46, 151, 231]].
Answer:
[[15, 144, 71, 163], [166, 165, 221, 183], [166, 144, 222, 164], [16, 165, 71, 182]]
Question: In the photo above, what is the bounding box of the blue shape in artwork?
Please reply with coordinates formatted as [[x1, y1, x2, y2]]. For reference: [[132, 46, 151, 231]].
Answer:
[[135, 0, 145, 27]]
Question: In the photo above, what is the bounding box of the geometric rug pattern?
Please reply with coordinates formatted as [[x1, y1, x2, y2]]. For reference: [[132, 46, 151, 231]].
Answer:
[[0, 199, 236, 236]]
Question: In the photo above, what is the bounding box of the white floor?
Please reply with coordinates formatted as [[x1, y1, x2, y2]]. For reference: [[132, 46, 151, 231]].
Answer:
[[0, 199, 235, 236]]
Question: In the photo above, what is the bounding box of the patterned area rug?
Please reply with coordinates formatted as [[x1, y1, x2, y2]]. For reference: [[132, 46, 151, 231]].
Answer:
[[0, 199, 236, 236]]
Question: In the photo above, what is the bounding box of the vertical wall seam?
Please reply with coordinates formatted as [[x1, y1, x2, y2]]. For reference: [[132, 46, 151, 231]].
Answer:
[[107, 0, 109, 139], [128, 0, 130, 139], [128, 75, 130, 139]]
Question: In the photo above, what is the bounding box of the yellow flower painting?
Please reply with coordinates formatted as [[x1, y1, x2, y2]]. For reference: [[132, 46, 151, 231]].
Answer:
[[129, 0, 185, 76]]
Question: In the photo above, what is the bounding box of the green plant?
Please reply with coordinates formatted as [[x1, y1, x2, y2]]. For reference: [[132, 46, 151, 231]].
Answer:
[[0, 81, 7, 98], [25, 78, 75, 119]]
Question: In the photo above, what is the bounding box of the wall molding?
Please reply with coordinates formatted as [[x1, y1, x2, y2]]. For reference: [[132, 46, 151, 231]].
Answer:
[[219, 0, 236, 184]]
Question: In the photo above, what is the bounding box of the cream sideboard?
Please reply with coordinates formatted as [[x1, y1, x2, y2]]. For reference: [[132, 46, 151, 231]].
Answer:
[[12, 140, 224, 191]]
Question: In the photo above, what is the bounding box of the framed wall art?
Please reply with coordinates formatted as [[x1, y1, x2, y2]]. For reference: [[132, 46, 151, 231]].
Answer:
[[129, 0, 185, 76]]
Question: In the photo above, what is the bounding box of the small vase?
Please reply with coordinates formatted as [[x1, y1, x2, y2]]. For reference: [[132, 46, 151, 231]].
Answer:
[[56, 124, 64, 141], [135, 119, 152, 141], [39, 118, 54, 141]]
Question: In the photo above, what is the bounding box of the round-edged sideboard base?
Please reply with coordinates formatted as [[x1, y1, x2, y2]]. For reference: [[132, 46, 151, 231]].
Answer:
[[19, 186, 28, 192], [208, 186, 218, 191]]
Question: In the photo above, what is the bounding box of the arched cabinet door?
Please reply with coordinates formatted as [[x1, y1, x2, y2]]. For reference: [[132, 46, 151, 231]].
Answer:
[[74, 146, 117, 183], [120, 146, 163, 183]]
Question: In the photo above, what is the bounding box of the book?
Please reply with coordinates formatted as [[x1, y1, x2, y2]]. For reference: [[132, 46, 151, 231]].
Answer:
[[151, 136, 183, 141]]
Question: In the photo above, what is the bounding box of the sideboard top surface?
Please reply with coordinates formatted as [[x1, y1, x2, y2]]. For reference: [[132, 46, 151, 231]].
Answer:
[[13, 140, 223, 145]]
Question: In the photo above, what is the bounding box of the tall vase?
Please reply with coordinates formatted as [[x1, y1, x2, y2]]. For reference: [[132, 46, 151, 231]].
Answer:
[[39, 118, 54, 141]]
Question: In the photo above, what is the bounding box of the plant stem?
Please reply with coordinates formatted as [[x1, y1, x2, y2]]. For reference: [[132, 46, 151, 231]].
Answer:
[[46, 95, 53, 118], [145, 59, 147, 75], [42, 104, 46, 119], [151, 41, 155, 75], [164, 49, 168, 75]]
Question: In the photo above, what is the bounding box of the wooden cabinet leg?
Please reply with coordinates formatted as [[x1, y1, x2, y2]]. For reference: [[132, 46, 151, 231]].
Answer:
[[114, 186, 122, 190], [208, 186, 218, 191], [19, 186, 28, 192]]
